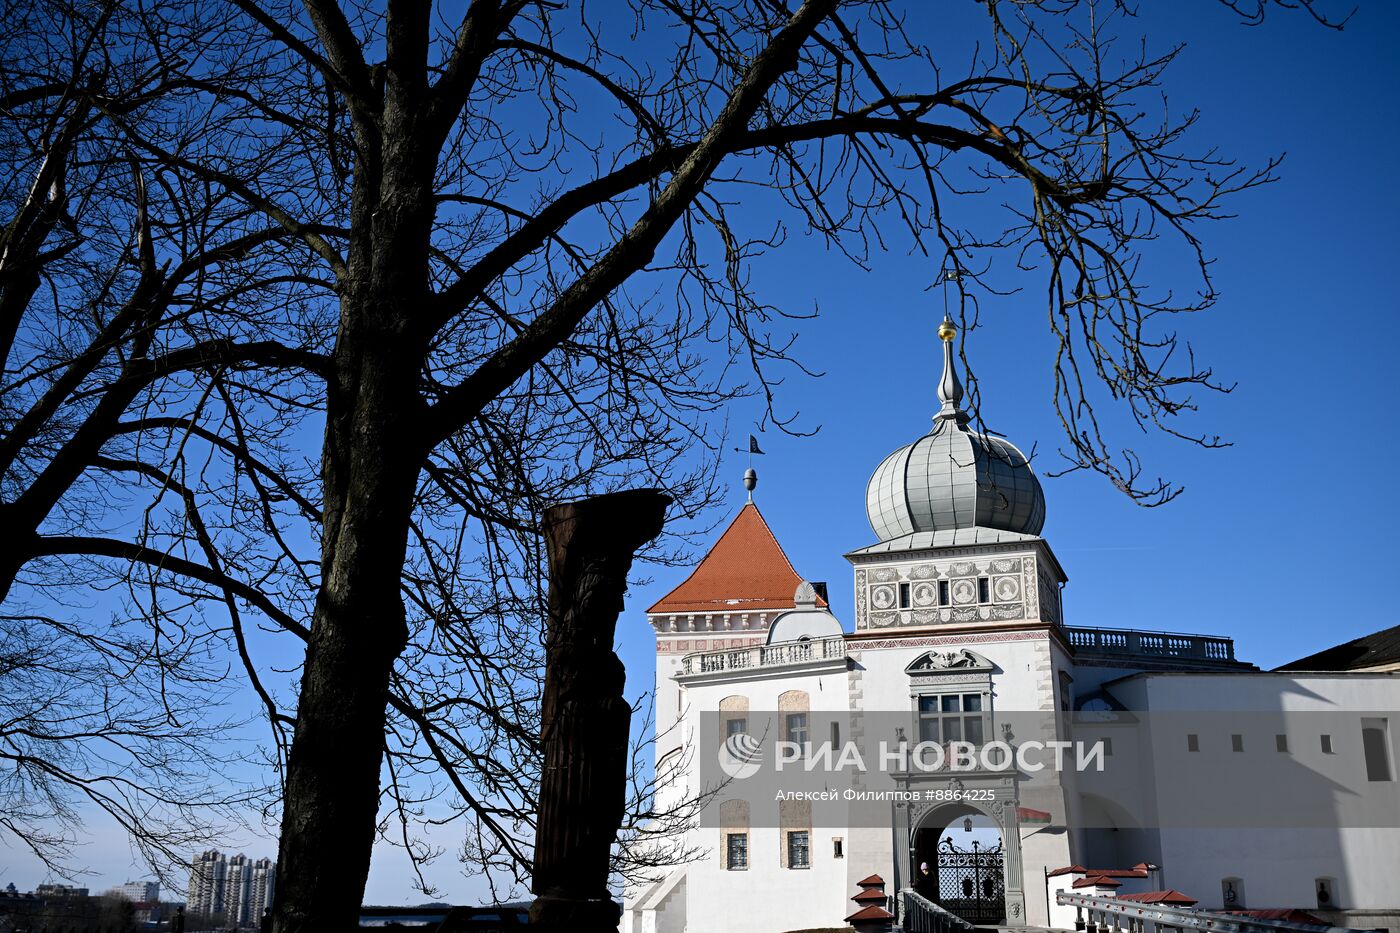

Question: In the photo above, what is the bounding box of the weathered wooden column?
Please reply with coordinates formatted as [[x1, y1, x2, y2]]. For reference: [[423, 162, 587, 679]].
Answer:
[[530, 488, 671, 932]]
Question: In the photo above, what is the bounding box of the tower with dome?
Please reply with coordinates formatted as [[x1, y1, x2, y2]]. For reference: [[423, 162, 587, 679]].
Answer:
[[621, 319, 1400, 933]]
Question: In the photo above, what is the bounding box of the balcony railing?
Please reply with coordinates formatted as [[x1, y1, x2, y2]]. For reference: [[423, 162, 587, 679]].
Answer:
[[678, 634, 847, 677], [1065, 626, 1236, 662]]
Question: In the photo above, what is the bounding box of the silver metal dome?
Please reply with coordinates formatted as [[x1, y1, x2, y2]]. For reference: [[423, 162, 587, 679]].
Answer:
[[864, 317, 1046, 541]]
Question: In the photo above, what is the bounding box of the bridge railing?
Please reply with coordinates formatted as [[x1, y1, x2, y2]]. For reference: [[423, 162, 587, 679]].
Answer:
[[901, 888, 975, 933], [1057, 892, 1368, 933]]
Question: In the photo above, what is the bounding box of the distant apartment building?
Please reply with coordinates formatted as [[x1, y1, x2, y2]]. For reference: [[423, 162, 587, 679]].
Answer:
[[227, 854, 251, 924], [187, 850, 227, 917], [34, 884, 88, 898], [187, 849, 275, 927], [110, 881, 160, 904], [248, 857, 276, 926]]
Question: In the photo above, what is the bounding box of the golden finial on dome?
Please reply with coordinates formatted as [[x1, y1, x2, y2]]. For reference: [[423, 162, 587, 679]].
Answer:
[[938, 317, 957, 343]]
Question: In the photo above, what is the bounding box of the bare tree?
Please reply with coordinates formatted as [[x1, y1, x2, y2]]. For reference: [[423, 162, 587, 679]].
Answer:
[[0, 610, 253, 880], [0, 0, 1346, 930]]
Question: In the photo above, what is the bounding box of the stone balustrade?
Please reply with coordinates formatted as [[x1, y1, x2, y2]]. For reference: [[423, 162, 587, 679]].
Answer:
[[1064, 626, 1236, 662], [677, 634, 847, 677]]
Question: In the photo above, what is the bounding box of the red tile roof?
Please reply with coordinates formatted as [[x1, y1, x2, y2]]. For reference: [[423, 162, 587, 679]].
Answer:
[[648, 503, 826, 614], [1118, 891, 1198, 906], [845, 905, 895, 923], [856, 874, 886, 887], [1224, 910, 1326, 925], [1052, 866, 1149, 880], [1073, 877, 1122, 889], [853, 889, 888, 903]]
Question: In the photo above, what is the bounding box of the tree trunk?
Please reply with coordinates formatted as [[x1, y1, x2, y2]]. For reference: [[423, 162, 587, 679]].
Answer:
[[269, 293, 428, 933], [269, 51, 440, 925], [531, 489, 671, 932]]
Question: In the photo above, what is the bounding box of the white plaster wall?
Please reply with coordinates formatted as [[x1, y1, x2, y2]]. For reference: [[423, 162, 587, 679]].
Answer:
[[854, 634, 1053, 712], [1108, 673, 1400, 913], [662, 665, 860, 933]]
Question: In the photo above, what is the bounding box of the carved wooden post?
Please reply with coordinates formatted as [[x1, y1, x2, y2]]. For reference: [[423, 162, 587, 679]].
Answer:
[[530, 488, 671, 932]]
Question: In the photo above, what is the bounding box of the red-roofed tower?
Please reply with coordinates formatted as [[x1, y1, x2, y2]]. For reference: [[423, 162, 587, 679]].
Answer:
[[646, 489, 831, 788]]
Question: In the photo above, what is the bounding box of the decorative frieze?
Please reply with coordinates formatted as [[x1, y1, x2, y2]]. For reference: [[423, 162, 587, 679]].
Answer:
[[851, 547, 1064, 630]]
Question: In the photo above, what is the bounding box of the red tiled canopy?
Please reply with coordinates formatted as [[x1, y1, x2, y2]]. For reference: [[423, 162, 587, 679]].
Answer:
[[1118, 891, 1199, 906], [845, 905, 895, 923], [853, 889, 888, 903], [856, 874, 886, 887], [1073, 876, 1122, 889], [1224, 910, 1325, 924], [648, 503, 826, 614], [1088, 868, 1149, 878]]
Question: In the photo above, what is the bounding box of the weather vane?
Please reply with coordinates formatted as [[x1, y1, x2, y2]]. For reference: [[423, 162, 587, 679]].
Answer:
[[940, 266, 962, 322], [732, 432, 764, 501]]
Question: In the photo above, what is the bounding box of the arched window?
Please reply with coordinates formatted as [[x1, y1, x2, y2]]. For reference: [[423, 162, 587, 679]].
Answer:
[[719, 694, 749, 740], [779, 690, 810, 746], [720, 799, 750, 871], [779, 797, 812, 869]]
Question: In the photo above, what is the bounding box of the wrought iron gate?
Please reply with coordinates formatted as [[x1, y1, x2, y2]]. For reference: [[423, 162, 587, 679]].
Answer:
[[935, 836, 1005, 924]]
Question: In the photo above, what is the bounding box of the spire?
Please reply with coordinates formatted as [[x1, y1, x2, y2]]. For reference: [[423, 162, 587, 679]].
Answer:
[[935, 314, 969, 425], [743, 466, 758, 502]]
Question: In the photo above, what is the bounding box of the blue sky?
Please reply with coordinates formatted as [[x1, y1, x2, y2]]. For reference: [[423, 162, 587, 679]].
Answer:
[[621, 0, 1400, 681], [3, 0, 1397, 907]]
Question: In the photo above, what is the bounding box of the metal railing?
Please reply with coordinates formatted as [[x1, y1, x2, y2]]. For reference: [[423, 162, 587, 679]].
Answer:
[[1057, 892, 1363, 933], [902, 889, 975, 933], [1064, 626, 1236, 662], [677, 634, 846, 676]]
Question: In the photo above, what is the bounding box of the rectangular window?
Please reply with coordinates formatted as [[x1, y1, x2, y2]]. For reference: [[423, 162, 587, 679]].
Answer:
[[1276, 734, 1289, 753], [1101, 737, 1114, 757], [785, 713, 809, 746], [918, 693, 985, 746], [898, 582, 911, 609], [833, 837, 844, 859], [1187, 733, 1199, 752], [726, 833, 748, 870], [1321, 734, 1334, 754], [1362, 718, 1393, 782], [1232, 734, 1244, 753], [726, 717, 747, 738], [830, 721, 841, 749], [977, 577, 990, 604], [787, 831, 810, 869], [938, 580, 950, 606]]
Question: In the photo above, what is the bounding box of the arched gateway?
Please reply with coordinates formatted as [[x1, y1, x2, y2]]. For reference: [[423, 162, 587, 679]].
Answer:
[[913, 804, 1008, 925], [897, 793, 1029, 927]]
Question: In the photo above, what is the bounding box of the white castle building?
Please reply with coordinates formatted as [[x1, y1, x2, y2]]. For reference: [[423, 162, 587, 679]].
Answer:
[[621, 319, 1400, 933]]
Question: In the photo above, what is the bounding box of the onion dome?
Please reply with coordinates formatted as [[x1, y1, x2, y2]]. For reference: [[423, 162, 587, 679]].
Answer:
[[865, 316, 1045, 542]]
